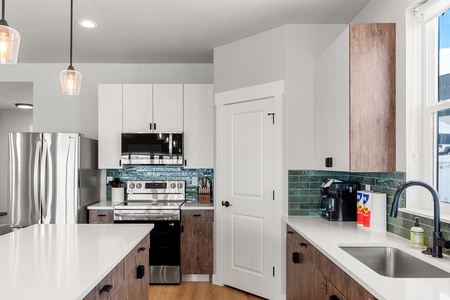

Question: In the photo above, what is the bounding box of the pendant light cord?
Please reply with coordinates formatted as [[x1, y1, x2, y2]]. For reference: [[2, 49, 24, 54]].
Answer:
[[2, 0, 5, 20], [69, 0, 73, 68]]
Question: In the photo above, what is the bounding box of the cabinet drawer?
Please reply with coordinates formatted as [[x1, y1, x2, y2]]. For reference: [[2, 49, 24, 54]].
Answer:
[[83, 260, 124, 300], [89, 210, 114, 224], [286, 225, 310, 254], [181, 210, 214, 223]]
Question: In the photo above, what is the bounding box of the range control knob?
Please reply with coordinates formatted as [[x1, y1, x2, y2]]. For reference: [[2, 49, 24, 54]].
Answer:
[[129, 182, 135, 189], [170, 183, 176, 189], [177, 183, 184, 189], [136, 183, 142, 189]]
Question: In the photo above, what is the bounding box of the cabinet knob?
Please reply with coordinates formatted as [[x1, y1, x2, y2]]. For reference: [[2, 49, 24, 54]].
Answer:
[[136, 265, 145, 279], [292, 252, 301, 264], [99, 284, 113, 294], [138, 247, 146, 253], [300, 243, 308, 248]]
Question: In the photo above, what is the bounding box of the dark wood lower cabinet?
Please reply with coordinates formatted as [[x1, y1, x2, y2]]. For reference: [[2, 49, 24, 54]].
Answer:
[[286, 225, 376, 300], [181, 210, 214, 275], [84, 234, 150, 300], [88, 209, 114, 224]]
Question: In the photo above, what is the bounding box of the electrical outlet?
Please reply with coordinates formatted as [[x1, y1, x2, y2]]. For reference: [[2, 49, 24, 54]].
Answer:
[[192, 177, 198, 186], [107, 176, 113, 184]]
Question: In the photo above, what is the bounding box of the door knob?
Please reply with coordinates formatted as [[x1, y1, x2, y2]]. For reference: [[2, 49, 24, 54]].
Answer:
[[222, 201, 231, 207]]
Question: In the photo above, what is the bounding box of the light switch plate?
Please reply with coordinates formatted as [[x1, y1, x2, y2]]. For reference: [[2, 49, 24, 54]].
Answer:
[[192, 177, 198, 186]]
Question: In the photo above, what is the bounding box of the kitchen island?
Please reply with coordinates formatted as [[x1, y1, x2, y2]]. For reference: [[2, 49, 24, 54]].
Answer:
[[284, 216, 450, 300], [0, 223, 153, 300]]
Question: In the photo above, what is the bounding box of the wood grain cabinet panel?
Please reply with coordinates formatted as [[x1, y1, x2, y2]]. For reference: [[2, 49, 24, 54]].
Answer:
[[286, 228, 377, 300], [88, 210, 114, 224], [181, 210, 214, 274]]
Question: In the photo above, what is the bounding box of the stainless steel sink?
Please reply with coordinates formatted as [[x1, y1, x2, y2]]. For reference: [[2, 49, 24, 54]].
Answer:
[[339, 246, 450, 278]]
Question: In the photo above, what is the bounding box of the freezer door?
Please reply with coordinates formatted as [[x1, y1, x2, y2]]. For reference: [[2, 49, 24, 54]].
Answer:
[[41, 133, 80, 224], [8, 133, 42, 227]]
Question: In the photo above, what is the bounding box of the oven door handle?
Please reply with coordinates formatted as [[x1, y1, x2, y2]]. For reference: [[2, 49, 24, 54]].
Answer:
[[114, 211, 180, 220]]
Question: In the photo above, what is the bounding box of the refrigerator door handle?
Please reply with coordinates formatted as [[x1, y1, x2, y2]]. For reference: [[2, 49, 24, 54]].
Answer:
[[34, 140, 41, 223], [40, 139, 48, 223]]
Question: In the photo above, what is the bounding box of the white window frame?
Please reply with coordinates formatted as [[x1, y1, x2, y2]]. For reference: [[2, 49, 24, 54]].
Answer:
[[402, 0, 450, 222]]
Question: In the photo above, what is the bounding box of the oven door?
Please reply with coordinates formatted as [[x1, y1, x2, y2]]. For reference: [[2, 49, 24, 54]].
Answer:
[[114, 219, 181, 284], [121, 133, 183, 165]]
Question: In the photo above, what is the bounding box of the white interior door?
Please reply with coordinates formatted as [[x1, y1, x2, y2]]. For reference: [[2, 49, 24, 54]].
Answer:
[[221, 97, 274, 299]]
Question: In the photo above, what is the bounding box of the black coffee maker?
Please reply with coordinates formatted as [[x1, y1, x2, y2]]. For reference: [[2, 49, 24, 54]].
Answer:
[[319, 180, 359, 221]]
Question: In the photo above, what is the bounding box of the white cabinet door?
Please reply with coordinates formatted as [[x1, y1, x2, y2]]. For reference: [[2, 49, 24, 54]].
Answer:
[[122, 84, 153, 132], [153, 84, 184, 132], [98, 84, 123, 169], [315, 27, 349, 171], [183, 84, 213, 168]]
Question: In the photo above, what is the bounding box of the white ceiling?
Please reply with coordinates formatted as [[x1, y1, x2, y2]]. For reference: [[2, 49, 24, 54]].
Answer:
[[0, 0, 370, 110], [6, 0, 370, 64]]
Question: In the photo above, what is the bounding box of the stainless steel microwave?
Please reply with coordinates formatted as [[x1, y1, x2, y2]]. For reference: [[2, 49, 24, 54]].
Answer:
[[121, 133, 183, 166]]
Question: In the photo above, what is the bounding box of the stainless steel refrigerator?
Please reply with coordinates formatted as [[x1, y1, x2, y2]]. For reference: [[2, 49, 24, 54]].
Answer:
[[7, 132, 102, 228]]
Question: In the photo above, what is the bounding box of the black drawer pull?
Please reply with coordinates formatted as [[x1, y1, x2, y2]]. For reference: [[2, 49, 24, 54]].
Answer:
[[97, 214, 106, 217], [137, 265, 145, 279], [138, 247, 146, 253], [99, 284, 113, 294], [292, 252, 301, 264], [193, 214, 202, 217]]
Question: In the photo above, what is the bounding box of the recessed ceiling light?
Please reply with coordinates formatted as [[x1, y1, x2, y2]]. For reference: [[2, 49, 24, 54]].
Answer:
[[78, 19, 98, 29], [15, 103, 33, 109]]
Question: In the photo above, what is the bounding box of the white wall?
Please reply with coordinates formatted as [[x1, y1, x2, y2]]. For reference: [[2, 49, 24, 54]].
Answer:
[[351, 0, 418, 172], [214, 26, 287, 94], [0, 64, 213, 139], [0, 110, 33, 212]]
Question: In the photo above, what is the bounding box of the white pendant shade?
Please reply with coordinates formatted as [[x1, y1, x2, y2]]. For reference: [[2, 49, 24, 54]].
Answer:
[[0, 24, 19, 64], [60, 69, 82, 95]]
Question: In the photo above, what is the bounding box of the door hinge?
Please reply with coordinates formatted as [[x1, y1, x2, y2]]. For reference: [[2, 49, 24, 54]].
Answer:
[[267, 113, 275, 124], [273, 266, 275, 277], [273, 190, 275, 201]]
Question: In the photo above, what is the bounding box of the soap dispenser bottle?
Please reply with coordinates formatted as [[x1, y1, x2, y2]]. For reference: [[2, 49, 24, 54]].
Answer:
[[410, 217, 424, 248]]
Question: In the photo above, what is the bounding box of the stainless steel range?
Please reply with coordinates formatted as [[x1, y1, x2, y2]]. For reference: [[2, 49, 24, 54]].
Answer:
[[114, 180, 186, 285]]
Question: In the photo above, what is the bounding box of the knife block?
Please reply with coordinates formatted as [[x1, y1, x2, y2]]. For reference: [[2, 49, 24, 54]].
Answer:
[[197, 187, 211, 204]]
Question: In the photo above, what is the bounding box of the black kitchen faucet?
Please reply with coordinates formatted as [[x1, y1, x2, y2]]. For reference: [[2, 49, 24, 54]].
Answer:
[[390, 180, 450, 258]]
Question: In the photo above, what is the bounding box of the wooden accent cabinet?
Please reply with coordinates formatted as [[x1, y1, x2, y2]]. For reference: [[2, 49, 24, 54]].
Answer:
[[181, 210, 214, 274], [315, 23, 396, 172], [89, 209, 114, 224], [286, 225, 376, 300], [84, 234, 150, 300]]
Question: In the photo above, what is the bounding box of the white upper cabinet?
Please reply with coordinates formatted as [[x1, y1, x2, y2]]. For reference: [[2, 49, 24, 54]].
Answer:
[[153, 84, 184, 132], [315, 27, 349, 171], [122, 84, 183, 132], [183, 84, 214, 168], [122, 84, 153, 132], [98, 84, 123, 169]]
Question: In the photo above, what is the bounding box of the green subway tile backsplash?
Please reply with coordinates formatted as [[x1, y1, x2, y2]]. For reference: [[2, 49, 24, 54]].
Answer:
[[288, 170, 450, 253], [106, 166, 213, 202]]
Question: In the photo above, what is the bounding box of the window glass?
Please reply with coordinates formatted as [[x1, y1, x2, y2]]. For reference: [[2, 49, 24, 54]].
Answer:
[[437, 10, 450, 203]]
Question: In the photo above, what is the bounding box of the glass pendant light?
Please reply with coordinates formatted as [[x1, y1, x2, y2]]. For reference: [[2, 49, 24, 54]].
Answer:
[[0, 0, 20, 64], [60, 0, 82, 95]]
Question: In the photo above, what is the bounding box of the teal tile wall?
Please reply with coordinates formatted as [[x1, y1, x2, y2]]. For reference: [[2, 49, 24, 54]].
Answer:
[[106, 167, 213, 202], [288, 170, 450, 252]]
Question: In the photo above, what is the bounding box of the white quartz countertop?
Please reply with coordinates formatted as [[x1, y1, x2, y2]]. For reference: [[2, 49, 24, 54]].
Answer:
[[0, 223, 153, 300], [181, 202, 214, 210], [283, 216, 450, 300], [87, 201, 115, 210]]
